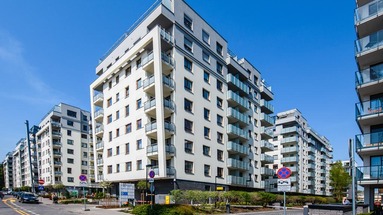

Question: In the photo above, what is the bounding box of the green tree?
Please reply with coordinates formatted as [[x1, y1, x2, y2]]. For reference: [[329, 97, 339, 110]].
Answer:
[[99, 180, 113, 196], [53, 183, 66, 197], [330, 161, 351, 202], [136, 180, 148, 202]]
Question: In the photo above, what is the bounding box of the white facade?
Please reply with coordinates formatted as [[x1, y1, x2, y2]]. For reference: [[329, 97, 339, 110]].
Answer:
[[266, 109, 333, 196], [90, 0, 274, 193], [36, 103, 93, 187], [3, 152, 13, 189]]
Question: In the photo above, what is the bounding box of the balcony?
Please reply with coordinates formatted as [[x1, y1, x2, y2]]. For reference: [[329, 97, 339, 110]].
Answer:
[[227, 124, 248, 141], [355, 29, 383, 68], [281, 146, 299, 154], [144, 99, 175, 117], [290, 176, 297, 182], [261, 167, 275, 176], [260, 82, 274, 101], [160, 27, 174, 45], [308, 163, 316, 169], [227, 141, 249, 156], [93, 93, 104, 107], [54, 171, 62, 176], [260, 154, 274, 164], [227, 175, 247, 186], [308, 155, 315, 161], [51, 121, 61, 128], [281, 136, 299, 145], [143, 75, 175, 96], [260, 140, 274, 152], [355, 0, 383, 37], [143, 75, 155, 93], [53, 151, 61, 157], [227, 90, 249, 112], [97, 175, 104, 181], [281, 126, 300, 135], [54, 161, 62, 166], [52, 131, 61, 137], [162, 76, 175, 96], [356, 131, 383, 155], [260, 113, 275, 127], [142, 51, 174, 75], [355, 65, 383, 98], [281, 156, 299, 164], [260, 99, 274, 114], [95, 125, 104, 137], [145, 121, 175, 138], [355, 99, 383, 127], [96, 141, 104, 151], [94, 109, 104, 123], [226, 73, 249, 94], [261, 126, 274, 139], [289, 166, 298, 172], [227, 158, 249, 171], [227, 108, 248, 127], [146, 144, 175, 158], [97, 159, 104, 166], [152, 166, 175, 177]]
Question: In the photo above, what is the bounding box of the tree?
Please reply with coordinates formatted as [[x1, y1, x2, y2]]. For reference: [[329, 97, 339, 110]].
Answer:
[[330, 161, 351, 202], [53, 183, 66, 197], [99, 180, 112, 196]]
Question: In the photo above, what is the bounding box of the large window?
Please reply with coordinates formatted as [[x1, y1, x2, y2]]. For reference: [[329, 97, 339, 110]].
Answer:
[[185, 140, 193, 153], [185, 160, 193, 174], [216, 62, 223, 75], [136, 119, 142, 129], [136, 99, 142, 109], [202, 30, 210, 45], [137, 160, 143, 170], [184, 98, 193, 113], [204, 108, 210, 120], [203, 145, 210, 156], [126, 162, 132, 172], [217, 97, 223, 109], [137, 139, 143, 149], [217, 167, 224, 178], [107, 115, 112, 124], [216, 42, 223, 56], [204, 71, 210, 83], [204, 164, 211, 177], [125, 123, 132, 134], [202, 89, 210, 100], [107, 165, 112, 174], [203, 51, 210, 63], [217, 114, 223, 126], [204, 127, 210, 139], [184, 58, 192, 72], [371, 156, 383, 179], [217, 150, 223, 161], [184, 119, 193, 133], [184, 78, 193, 92], [67, 110, 77, 118], [217, 80, 223, 92]]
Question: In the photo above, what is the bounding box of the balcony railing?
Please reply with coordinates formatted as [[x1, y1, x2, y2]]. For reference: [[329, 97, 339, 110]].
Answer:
[[226, 73, 249, 94], [261, 126, 274, 138], [96, 141, 104, 150], [355, 99, 383, 117], [260, 99, 274, 113], [281, 146, 299, 154], [281, 136, 299, 144], [227, 175, 247, 186], [260, 140, 274, 152], [143, 75, 155, 89], [97, 175, 104, 181], [356, 131, 383, 150], [227, 90, 249, 110], [94, 109, 104, 118], [163, 76, 175, 89], [145, 121, 175, 133], [281, 156, 299, 163], [93, 93, 104, 103], [97, 159, 104, 165], [355, 29, 383, 54], [147, 144, 175, 154], [160, 27, 174, 45], [227, 141, 249, 155], [281, 126, 299, 135], [227, 108, 247, 125], [144, 99, 175, 111], [260, 154, 274, 163], [227, 124, 248, 140], [355, 0, 383, 23], [161, 52, 174, 67], [227, 158, 249, 171], [95, 125, 104, 134], [260, 113, 275, 125], [261, 167, 275, 176], [355, 64, 383, 86]]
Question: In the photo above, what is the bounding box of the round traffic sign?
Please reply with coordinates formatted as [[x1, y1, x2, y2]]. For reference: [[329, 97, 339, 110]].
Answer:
[[79, 174, 87, 181], [149, 170, 155, 178], [277, 167, 292, 179], [38, 179, 45, 185]]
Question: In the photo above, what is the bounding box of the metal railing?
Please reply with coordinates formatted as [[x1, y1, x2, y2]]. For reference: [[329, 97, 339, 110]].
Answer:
[[355, 64, 383, 86], [355, 29, 383, 54], [355, 99, 383, 118], [356, 131, 383, 150], [355, 0, 383, 23]]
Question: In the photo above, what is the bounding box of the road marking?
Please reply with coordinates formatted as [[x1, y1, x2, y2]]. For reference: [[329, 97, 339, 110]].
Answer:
[[2, 198, 42, 215]]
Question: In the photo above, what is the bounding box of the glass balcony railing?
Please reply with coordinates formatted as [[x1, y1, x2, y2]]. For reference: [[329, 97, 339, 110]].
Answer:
[[261, 126, 274, 137], [160, 27, 174, 44], [227, 175, 246, 186], [227, 108, 247, 124], [165, 121, 175, 132], [227, 141, 249, 155], [96, 141, 104, 150], [355, 64, 383, 86], [163, 76, 175, 89], [308, 163, 315, 169], [51, 121, 61, 127], [95, 125, 104, 134], [261, 167, 275, 176], [356, 131, 383, 150], [161, 52, 174, 67], [147, 144, 175, 154], [164, 99, 175, 110], [260, 154, 274, 163], [227, 124, 248, 140], [144, 98, 156, 110], [355, 29, 383, 54], [227, 158, 249, 170], [227, 90, 249, 110], [97, 159, 103, 165], [281, 126, 299, 134], [281, 146, 299, 153], [281, 156, 299, 163], [356, 166, 378, 181], [97, 175, 104, 181], [226, 74, 249, 94], [93, 93, 104, 102], [355, 0, 383, 23], [260, 99, 274, 113], [281, 136, 299, 144], [145, 122, 157, 132], [260, 140, 274, 151], [355, 99, 383, 117], [261, 113, 275, 125], [143, 75, 155, 89]]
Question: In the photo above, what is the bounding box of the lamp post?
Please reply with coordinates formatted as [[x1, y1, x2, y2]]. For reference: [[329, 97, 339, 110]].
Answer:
[[145, 164, 153, 204]]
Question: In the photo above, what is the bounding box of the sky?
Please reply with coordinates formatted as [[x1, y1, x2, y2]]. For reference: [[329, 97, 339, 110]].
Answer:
[[0, 0, 358, 162]]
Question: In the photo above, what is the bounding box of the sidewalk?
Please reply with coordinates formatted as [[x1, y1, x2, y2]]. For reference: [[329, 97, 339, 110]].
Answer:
[[40, 197, 131, 215]]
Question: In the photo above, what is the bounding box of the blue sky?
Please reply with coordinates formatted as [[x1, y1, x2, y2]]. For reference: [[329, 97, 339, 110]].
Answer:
[[0, 0, 358, 162]]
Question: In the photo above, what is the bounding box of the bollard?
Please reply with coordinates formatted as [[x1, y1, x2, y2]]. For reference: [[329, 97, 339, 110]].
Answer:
[[226, 203, 230, 213], [303, 205, 309, 215]]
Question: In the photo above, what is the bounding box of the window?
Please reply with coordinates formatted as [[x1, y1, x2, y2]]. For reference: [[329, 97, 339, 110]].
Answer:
[[68, 177, 74, 182], [217, 167, 224, 178], [81, 134, 87, 139], [82, 125, 88, 131], [116, 110, 120, 120], [82, 152, 88, 158], [184, 98, 193, 113], [204, 108, 210, 120], [67, 120, 74, 126], [81, 142, 87, 148], [202, 30, 210, 45], [204, 127, 210, 139], [67, 110, 77, 118], [217, 150, 223, 161], [67, 139, 73, 145], [203, 145, 210, 156], [217, 97, 223, 108], [125, 105, 130, 117], [185, 140, 193, 153], [107, 98, 112, 107], [217, 115, 223, 126], [108, 81, 112, 89], [184, 14, 193, 30], [81, 170, 88, 175], [216, 62, 223, 75], [125, 143, 130, 154], [82, 161, 88, 166], [217, 132, 223, 143], [116, 164, 120, 173], [185, 160, 193, 174], [202, 89, 210, 100], [107, 148, 112, 157], [216, 42, 223, 56], [67, 158, 74, 164], [116, 128, 120, 137], [136, 139, 143, 149], [108, 165, 112, 174], [184, 37, 193, 52], [67, 130, 72, 136], [204, 164, 211, 177], [136, 99, 142, 109], [136, 119, 142, 129], [125, 86, 130, 98], [82, 115, 88, 121], [136, 58, 141, 68], [109, 131, 112, 142], [67, 149, 74, 154], [107, 115, 112, 124], [203, 71, 210, 83], [184, 119, 193, 133], [217, 80, 223, 92], [202, 51, 210, 63], [126, 162, 132, 172], [184, 58, 192, 72], [67, 168, 72, 174], [136, 78, 142, 89], [137, 160, 143, 170], [125, 66, 131, 77], [116, 75, 119, 84], [184, 78, 193, 92], [126, 123, 132, 134]]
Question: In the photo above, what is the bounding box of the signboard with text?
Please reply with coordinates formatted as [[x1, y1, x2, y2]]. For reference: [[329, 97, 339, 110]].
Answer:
[[119, 183, 135, 205]]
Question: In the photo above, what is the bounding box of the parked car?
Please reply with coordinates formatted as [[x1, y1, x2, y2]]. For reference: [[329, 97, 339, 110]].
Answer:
[[19, 192, 39, 203]]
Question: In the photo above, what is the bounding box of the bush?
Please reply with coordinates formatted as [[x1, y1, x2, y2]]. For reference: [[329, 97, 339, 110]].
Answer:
[[59, 199, 87, 204], [131, 204, 194, 215]]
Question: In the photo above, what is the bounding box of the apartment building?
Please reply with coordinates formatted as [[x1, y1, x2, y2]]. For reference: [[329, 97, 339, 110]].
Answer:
[[35, 103, 93, 188], [354, 0, 383, 209], [90, 0, 275, 194], [265, 109, 333, 196], [3, 152, 13, 190]]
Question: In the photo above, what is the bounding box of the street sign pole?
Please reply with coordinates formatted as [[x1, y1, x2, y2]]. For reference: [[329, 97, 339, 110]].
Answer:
[[79, 174, 89, 211], [284, 191, 286, 215]]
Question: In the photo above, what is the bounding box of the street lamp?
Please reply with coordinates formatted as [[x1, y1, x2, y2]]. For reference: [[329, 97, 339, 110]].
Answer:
[[145, 163, 153, 203]]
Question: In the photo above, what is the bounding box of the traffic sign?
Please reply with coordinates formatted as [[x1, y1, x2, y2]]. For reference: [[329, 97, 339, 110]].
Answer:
[[150, 183, 155, 193], [277, 178, 291, 192], [79, 174, 87, 182], [80, 181, 87, 186], [38, 179, 45, 185], [149, 170, 155, 178], [277, 167, 291, 179], [38, 185, 44, 191], [148, 178, 154, 183]]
